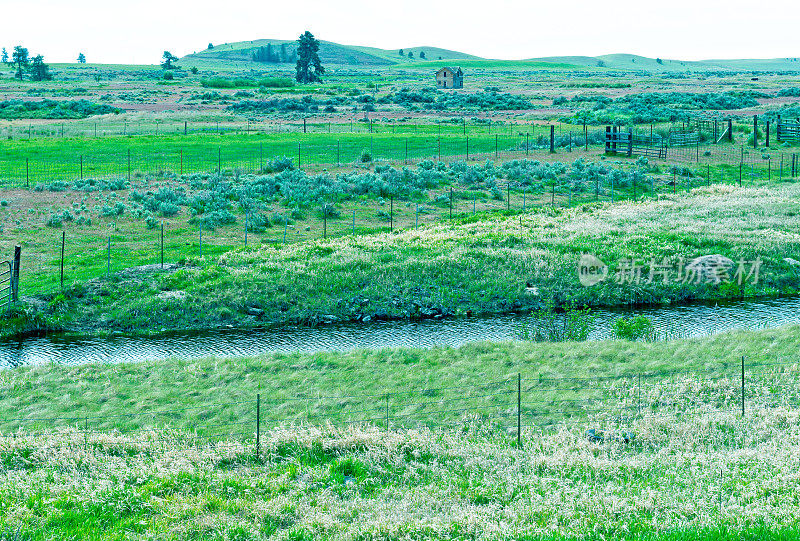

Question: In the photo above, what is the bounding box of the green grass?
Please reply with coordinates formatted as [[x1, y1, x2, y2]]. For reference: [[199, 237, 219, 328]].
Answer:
[[1, 325, 800, 539], [0, 319, 797, 434], [16, 181, 799, 336], [0, 130, 569, 186]]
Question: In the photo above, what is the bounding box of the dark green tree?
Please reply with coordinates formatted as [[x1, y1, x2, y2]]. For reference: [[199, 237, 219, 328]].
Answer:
[[30, 55, 52, 81], [207, 43, 214, 49], [266, 43, 276, 62], [11, 46, 29, 79], [1, 48, 8, 64], [407, 51, 414, 58], [161, 51, 178, 69], [398, 49, 404, 56], [419, 51, 426, 59], [77, 52, 86, 63], [280, 43, 288, 63], [295, 31, 324, 84]]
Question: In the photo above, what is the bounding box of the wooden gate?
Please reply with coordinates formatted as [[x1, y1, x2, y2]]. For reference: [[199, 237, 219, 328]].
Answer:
[[605, 126, 666, 158], [777, 116, 800, 143]]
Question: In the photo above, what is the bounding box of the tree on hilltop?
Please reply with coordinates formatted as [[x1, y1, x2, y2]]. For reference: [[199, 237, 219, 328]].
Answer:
[[11, 46, 29, 79], [78, 52, 86, 63], [30, 55, 52, 81], [295, 31, 324, 83], [161, 51, 178, 70]]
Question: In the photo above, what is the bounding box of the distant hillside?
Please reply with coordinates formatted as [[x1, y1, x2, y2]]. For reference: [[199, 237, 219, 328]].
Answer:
[[182, 40, 481, 67], [533, 53, 800, 72], [182, 40, 800, 72]]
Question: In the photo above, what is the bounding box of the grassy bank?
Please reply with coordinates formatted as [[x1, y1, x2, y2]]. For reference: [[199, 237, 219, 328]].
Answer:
[[1, 324, 798, 433], [1, 324, 800, 539], [18, 182, 800, 336]]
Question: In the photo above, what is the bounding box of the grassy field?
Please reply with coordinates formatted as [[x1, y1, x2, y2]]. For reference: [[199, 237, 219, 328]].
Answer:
[[0, 324, 797, 433], [1, 325, 800, 539], [3, 38, 800, 541], [7, 180, 798, 338]]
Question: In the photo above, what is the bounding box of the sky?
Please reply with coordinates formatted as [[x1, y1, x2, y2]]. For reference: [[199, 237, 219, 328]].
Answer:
[[1, 0, 798, 64]]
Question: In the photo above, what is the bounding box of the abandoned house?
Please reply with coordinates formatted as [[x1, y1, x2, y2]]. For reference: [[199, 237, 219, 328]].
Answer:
[[435, 67, 463, 89]]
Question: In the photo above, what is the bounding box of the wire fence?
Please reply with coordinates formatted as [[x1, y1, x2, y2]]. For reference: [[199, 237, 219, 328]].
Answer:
[[7, 146, 800, 300], [0, 131, 607, 187], [0, 118, 594, 140], [1, 124, 797, 189], [1, 357, 797, 452]]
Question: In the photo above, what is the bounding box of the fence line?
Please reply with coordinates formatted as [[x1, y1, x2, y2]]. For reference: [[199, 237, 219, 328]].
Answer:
[[8, 147, 800, 300], [1, 357, 797, 453]]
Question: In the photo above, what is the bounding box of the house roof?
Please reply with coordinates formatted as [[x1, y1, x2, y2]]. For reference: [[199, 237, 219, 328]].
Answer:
[[436, 66, 463, 76]]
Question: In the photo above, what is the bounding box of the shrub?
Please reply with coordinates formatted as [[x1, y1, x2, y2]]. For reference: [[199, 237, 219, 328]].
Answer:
[[612, 315, 654, 341], [0, 99, 120, 120], [101, 202, 125, 217], [319, 203, 340, 219], [145, 216, 159, 229], [777, 87, 800, 97], [524, 302, 593, 342], [360, 149, 372, 163], [259, 77, 294, 88], [159, 202, 180, 217], [247, 213, 270, 233]]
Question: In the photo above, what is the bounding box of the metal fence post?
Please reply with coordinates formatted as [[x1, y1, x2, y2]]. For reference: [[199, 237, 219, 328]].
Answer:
[[160, 223, 164, 268], [60, 231, 65, 289], [256, 393, 261, 459], [741, 356, 745, 417], [107, 236, 111, 273], [517, 373, 522, 447], [390, 197, 393, 231]]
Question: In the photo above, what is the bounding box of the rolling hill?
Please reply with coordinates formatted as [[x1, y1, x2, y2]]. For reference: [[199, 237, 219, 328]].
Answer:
[[182, 39, 482, 67], [181, 38, 800, 73]]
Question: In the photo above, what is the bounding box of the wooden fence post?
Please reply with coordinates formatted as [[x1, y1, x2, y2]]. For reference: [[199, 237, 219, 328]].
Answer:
[[11, 246, 20, 303], [627, 128, 633, 157], [753, 115, 758, 149]]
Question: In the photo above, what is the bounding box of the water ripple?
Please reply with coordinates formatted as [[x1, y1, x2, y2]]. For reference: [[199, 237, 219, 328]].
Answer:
[[1, 297, 798, 368]]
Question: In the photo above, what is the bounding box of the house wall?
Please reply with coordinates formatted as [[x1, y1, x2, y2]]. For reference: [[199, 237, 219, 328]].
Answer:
[[436, 69, 461, 89]]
